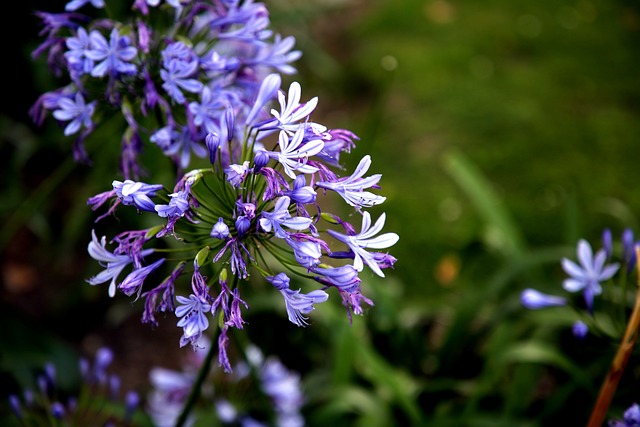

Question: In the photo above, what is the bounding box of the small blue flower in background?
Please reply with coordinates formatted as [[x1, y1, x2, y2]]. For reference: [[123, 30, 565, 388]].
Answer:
[[52, 92, 96, 136], [609, 402, 640, 427], [572, 320, 589, 339], [520, 288, 567, 310], [8, 347, 139, 426], [562, 239, 619, 312]]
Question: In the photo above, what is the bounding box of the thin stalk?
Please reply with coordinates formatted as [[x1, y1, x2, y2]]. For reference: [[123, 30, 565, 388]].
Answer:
[[174, 325, 220, 427], [586, 246, 640, 427]]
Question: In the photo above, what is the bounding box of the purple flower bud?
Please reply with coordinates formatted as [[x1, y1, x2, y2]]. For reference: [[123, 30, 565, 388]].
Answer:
[[109, 375, 121, 399], [235, 216, 250, 237], [572, 320, 588, 339], [520, 288, 567, 309], [94, 347, 114, 383], [253, 149, 270, 173], [205, 132, 220, 165], [284, 175, 316, 205], [51, 402, 65, 419], [622, 228, 637, 274], [602, 228, 612, 258], [224, 106, 235, 142], [211, 218, 230, 240], [266, 272, 290, 291], [8, 395, 22, 419], [124, 391, 139, 421]]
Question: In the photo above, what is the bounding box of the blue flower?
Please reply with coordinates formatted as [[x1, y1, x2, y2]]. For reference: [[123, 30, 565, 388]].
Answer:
[[155, 190, 190, 219], [267, 273, 328, 327], [65, 0, 104, 11], [572, 320, 588, 339], [176, 294, 212, 349], [112, 180, 163, 212], [64, 27, 94, 77], [271, 81, 318, 131], [211, 217, 231, 240], [259, 196, 312, 238], [562, 239, 619, 311], [328, 212, 399, 277], [52, 92, 96, 136], [520, 288, 567, 310], [317, 155, 386, 209], [268, 127, 324, 179], [118, 258, 165, 298], [87, 230, 152, 297], [86, 28, 137, 77]]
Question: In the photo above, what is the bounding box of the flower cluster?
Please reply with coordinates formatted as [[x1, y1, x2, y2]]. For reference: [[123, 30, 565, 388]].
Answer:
[[86, 76, 398, 370], [8, 347, 140, 426], [520, 229, 639, 339], [58, 1, 399, 373], [31, 0, 301, 178], [147, 338, 304, 427]]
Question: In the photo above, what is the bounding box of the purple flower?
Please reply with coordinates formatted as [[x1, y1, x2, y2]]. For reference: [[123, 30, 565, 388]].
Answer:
[[312, 265, 361, 293], [211, 217, 230, 240], [248, 34, 301, 75], [259, 196, 312, 238], [85, 28, 138, 77], [562, 239, 619, 312], [316, 129, 358, 167], [64, 27, 94, 77], [188, 86, 231, 134], [118, 258, 165, 298], [87, 230, 153, 297], [609, 403, 640, 427], [622, 228, 638, 274], [328, 212, 399, 277], [520, 288, 567, 310], [572, 320, 588, 339], [176, 294, 212, 349], [113, 180, 163, 212], [260, 358, 304, 422], [225, 161, 250, 187], [246, 73, 281, 126], [268, 127, 324, 179], [155, 190, 190, 218], [65, 0, 104, 11], [283, 175, 316, 205], [267, 273, 328, 327], [160, 43, 203, 104], [285, 237, 322, 269], [52, 92, 96, 136], [271, 81, 318, 131], [316, 155, 386, 209]]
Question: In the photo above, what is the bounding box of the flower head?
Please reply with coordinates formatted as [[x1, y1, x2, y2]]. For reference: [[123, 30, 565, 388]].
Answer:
[[562, 239, 619, 312]]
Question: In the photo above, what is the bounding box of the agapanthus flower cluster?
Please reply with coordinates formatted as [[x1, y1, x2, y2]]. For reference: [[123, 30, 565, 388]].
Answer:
[[8, 347, 140, 427], [520, 228, 638, 339], [147, 338, 304, 427], [31, 0, 301, 178], [86, 70, 398, 371]]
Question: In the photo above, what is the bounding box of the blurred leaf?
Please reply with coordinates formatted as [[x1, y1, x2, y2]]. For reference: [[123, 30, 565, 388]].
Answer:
[[500, 340, 594, 391], [442, 148, 526, 259]]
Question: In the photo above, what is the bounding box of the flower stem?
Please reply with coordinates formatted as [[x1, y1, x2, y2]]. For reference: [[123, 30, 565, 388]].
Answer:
[[586, 245, 640, 427], [174, 326, 219, 427]]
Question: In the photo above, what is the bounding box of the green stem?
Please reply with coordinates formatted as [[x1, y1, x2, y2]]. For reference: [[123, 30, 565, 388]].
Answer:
[[174, 326, 220, 427]]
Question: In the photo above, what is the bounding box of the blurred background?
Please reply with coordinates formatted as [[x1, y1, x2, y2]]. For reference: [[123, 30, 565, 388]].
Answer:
[[2, 0, 640, 425]]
